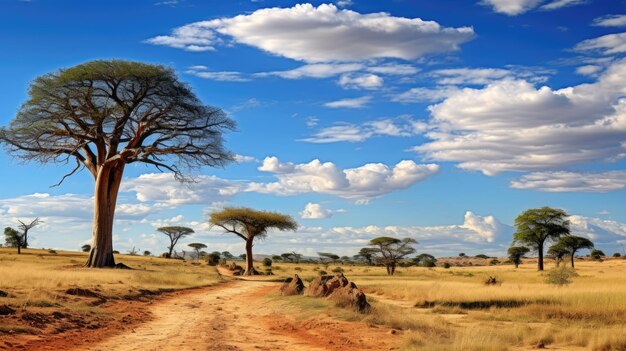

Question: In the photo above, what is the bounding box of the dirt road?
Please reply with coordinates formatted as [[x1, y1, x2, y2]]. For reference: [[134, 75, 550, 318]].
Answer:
[[81, 280, 398, 351]]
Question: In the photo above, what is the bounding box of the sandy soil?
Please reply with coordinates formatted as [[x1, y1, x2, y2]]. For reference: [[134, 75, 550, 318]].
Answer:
[[73, 280, 398, 351]]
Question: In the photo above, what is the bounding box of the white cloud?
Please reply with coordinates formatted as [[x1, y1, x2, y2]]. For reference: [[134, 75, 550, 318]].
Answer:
[[576, 64, 602, 76], [393, 86, 461, 103], [481, 0, 585, 15], [185, 66, 250, 82], [413, 58, 626, 175], [431, 68, 511, 85], [338, 73, 383, 89], [301, 117, 428, 143], [574, 32, 626, 56], [569, 215, 626, 244], [300, 203, 333, 219], [146, 3, 474, 62], [122, 173, 243, 206], [366, 63, 419, 75], [324, 96, 371, 109], [592, 14, 626, 27], [460, 211, 507, 242], [481, 0, 542, 15], [335, 0, 353, 7], [234, 154, 257, 163], [249, 156, 439, 203], [539, 0, 586, 10], [510, 171, 626, 192], [258, 63, 364, 79]]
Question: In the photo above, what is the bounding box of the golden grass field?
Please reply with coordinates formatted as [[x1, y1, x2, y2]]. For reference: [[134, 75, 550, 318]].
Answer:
[[1, 248, 626, 351], [265, 258, 626, 351]]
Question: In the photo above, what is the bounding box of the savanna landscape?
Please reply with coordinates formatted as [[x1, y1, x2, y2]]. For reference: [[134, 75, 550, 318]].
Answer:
[[1, 1, 626, 351]]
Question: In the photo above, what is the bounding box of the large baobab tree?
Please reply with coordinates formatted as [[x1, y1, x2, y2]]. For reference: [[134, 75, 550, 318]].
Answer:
[[0, 60, 234, 267], [17, 218, 41, 248], [513, 207, 570, 271], [158, 226, 194, 258], [209, 207, 298, 275]]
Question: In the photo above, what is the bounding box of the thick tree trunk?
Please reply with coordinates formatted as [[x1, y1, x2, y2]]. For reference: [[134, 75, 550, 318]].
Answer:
[[243, 239, 258, 275], [537, 243, 544, 271], [86, 165, 125, 268], [570, 251, 575, 268]]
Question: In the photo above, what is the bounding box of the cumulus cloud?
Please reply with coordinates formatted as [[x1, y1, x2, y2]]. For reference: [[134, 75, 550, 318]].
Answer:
[[413, 58, 626, 175], [122, 173, 243, 206], [146, 3, 474, 62], [481, 0, 585, 15], [574, 32, 626, 55], [249, 156, 439, 203], [576, 64, 602, 76], [393, 86, 461, 103], [569, 215, 626, 246], [301, 117, 428, 143], [338, 73, 383, 89], [510, 171, 626, 192], [300, 203, 333, 219], [258, 63, 364, 79], [324, 96, 371, 108], [592, 14, 626, 27]]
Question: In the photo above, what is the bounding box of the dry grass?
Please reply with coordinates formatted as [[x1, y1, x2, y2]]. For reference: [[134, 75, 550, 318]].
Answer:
[[270, 258, 626, 350], [0, 248, 219, 309]]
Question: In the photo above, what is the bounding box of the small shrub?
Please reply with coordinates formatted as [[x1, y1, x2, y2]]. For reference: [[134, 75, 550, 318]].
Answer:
[[475, 254, 489, 259], [443, 262, 451, 269], [546, 267, 577, 286], [489, 259, 500, 265], [423, 260, 436, 268], [613, 252, 621, 258], [319, 270, 327, 275], [331, 266, 344, 273], [48, 249, 57, 254], [263, 258, 272, 267]]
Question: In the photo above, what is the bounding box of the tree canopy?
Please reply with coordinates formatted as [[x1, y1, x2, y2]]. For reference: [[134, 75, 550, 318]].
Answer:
[[209, 207, 298, 275], [158, 226, 194, 258], [513, 207, 570, 271], [0, 60, 234, 268], [507, 246, 530, 268], [368, 237, 417, 275], [550, 235, 593, 268]]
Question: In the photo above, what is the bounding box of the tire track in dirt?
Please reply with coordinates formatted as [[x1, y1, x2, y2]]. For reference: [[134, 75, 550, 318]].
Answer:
[[82, 280, 325, 351]]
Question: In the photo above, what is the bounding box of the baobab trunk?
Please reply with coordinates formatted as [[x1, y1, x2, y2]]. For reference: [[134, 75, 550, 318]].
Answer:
[[86, 165, 124, 268], [243, 239, 258, 275]]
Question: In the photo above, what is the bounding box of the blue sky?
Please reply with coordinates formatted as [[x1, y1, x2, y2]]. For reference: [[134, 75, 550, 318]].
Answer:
[[1, 0, 625, 258]]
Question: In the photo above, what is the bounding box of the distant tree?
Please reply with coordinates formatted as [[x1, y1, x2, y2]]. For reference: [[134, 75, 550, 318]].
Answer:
[[281, 253, 294, 262], [4, 227, 23, 254], [112, 250, 120, 254], [369, 237, 417, 275], [81, 244, 92, 253], [614, 252, 622, 258], [263, 258, 272, 267], [459, 253, 466, 257], [157, 226, 194, 258], [551, 235, 594, 268], [475, 254, 489, 259], [206, 251, 221, 266], [513, 207, 570, 271], [209, 207, 298, 275], [239, 253, 246, 261], [354, 247, 378, 265], [221, 251, 234, 260], [413, 253, 437, 267], [0, 60, 234, 267], [547, 244, 568, 267], [340, 256, 351, 264], [272, 255, 283, 262], [17, 218, 41, 248], [318, 252, 340, 263], [507, 246, 530, 268], [127, 246, 139, 255], [590, 249, 605, 260], [291, 252, 303, 264], [143, 250, 152, 256], [188, 243, 208, 259]]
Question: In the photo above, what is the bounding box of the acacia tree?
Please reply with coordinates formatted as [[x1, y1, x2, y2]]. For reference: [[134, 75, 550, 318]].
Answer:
[[81, 244, 92, 252], [188, 242, 207, 259], [354, 247, 378, 265], [0, 60, 234, 268], [209, 207, 298, 275], [318, 252, 340, 263], [507, 246, 530, 268], [4, 227, 23, 254], [17, 218, 41, 248], [547, 244, 568, 267], [513, 207, 570, 271], [369, 237, 417, 275], [551, 236, 594, 268], [158, 226, 194, 258]]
